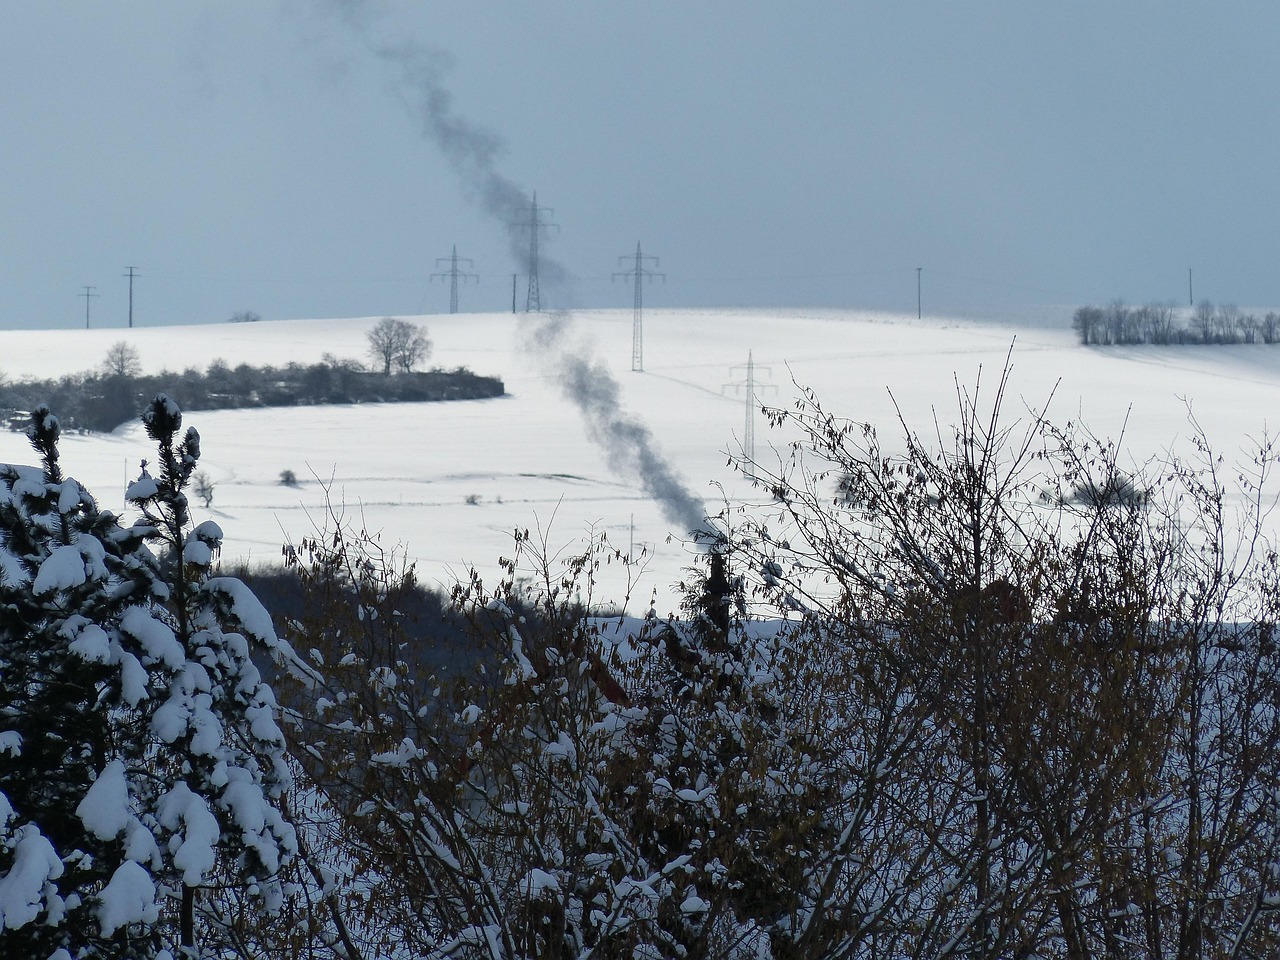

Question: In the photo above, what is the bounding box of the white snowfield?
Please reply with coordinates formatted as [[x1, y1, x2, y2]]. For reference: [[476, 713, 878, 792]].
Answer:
[[2, 307, 1278, 614]]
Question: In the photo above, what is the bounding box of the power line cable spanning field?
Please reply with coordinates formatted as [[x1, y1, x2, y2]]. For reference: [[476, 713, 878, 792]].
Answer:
[[431, 245, 478, 314], [614, 242, 663, 372]]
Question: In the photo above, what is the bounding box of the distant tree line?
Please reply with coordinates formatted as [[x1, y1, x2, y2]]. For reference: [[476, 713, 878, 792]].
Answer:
[[0, 347, 504, 434], [1074, 299, 1280, 345]]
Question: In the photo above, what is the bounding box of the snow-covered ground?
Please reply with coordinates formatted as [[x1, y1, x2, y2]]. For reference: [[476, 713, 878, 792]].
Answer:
[[3, 307, 1279, 614]]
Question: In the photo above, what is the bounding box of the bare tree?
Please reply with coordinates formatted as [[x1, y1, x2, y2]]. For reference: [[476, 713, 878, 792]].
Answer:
[[395, 324, 431, 373], [1192, 299, 1216, 343], [1105, 299, 1137, 344], [1263, 312, 1280, 344], [101, 341, 141, 378], [366, 317, 431, 375], [1217, 302, 1243, 343], [193, 471, 214, 508], [366, 318, 400, 375], [1147, 300, 1177, 344], [1239, 311, 1261, 344], [1072, 305, 1104, 345]]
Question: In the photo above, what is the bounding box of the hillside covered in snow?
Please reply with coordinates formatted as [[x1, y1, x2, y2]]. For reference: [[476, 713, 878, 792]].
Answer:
[[3, 306, 1279, 613]]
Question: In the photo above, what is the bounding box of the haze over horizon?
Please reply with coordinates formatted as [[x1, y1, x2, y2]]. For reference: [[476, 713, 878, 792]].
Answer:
[[3, 2, 1278, 331]]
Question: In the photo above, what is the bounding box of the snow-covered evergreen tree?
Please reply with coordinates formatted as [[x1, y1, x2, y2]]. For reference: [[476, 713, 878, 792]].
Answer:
[[0, 404, 169, 958], [124, 395, 296, 956], [0, 398, 295, 959]]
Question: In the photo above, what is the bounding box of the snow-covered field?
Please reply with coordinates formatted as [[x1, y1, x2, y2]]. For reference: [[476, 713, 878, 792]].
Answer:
[[3, 307, 1279, 614]]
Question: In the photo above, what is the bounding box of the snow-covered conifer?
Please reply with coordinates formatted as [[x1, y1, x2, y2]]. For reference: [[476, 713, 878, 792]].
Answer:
[[0, 398, 295, 959], [0, 405, 170, 958], [126, 395, 296, 956]]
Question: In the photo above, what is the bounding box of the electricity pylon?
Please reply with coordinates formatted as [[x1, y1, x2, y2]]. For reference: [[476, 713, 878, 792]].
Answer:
[[431, 245, 478, 314], [723, 351, 776, 462], [510, 192, 558, 312], [613, 242, 664, 372]]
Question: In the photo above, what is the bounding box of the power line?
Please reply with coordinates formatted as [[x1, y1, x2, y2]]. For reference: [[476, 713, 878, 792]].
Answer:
[[80, 285, 98, 329], [510, 191, 557, 312], [123, 266, 139, 327], [613, 242, 664, 372], [430, 245, 477, 314]]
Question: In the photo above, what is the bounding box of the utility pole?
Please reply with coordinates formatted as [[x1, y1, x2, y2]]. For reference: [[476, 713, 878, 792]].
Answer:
[[917, 267, 923, 319], [510, 192, 558, 312], [512, 274, 518, 314], [80, 286, 98, 329], [613, 242, 664, 372], [431, 245, 477, 314], [723, 351, 776, 463], [123, 266, 139, 327], [1189, 267, 1194, 306]]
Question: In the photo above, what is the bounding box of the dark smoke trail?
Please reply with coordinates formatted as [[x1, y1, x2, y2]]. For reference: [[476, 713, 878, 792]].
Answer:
[[375, 43, 569, 289], [322, 13, 709, 536], [528, 313, 708, 535]]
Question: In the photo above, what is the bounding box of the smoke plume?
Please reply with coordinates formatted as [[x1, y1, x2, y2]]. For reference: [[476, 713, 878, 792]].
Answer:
[[528, 313, 709, 535], [376, 43, 569, 288], [325, 14, 709, 536]]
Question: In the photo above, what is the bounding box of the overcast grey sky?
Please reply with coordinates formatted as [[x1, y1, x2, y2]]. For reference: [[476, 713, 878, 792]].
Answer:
[[2, 2, 1277, 330]]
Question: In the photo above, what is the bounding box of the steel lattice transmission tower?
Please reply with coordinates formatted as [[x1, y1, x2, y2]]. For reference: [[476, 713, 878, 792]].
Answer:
[[510, 192, 558, 312], [431, 245, 478, 314], [613, 242, 664, 372], [723, 351, 775, 462]]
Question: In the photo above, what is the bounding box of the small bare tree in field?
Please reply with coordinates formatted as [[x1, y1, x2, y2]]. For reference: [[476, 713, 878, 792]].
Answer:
[[193, 470, 214, 508]]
